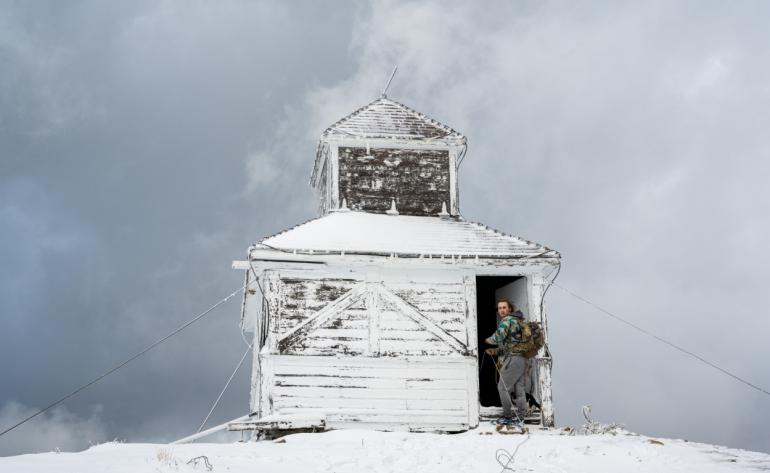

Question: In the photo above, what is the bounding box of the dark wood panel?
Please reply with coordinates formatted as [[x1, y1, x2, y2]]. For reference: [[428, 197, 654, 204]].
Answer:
[[338, 147, 450, 216]]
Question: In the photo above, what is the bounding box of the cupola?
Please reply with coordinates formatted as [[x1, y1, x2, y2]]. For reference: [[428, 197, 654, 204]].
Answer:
[[310, 97, 467, 217]]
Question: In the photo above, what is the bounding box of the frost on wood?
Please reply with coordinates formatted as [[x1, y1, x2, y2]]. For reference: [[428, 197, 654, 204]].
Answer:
[[275, 278, 467, 357]]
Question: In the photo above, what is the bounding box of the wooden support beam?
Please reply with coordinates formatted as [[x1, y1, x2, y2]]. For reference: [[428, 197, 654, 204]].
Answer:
[[375, 284, 466, 354], [278, 284, 367, 351]]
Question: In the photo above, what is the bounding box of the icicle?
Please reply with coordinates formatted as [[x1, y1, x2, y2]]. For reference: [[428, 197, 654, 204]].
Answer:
[[386, 198, 399, 215], [339, 198, 349, 212], [438, 201, 450, 218]]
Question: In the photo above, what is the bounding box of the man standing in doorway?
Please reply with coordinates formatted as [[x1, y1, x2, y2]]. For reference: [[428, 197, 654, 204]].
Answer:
[[484, 298, 528, 426]]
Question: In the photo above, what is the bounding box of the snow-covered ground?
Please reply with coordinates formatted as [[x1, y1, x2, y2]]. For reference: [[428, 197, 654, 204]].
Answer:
[[2, 426, 769, 473]]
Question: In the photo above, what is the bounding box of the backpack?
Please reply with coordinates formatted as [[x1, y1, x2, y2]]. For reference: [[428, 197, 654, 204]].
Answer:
[[513, 318, 545, 358]]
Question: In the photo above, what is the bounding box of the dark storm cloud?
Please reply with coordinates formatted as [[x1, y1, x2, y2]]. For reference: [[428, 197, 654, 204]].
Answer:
[[1, 0, 359, 453], [2, 0, 769, 456]]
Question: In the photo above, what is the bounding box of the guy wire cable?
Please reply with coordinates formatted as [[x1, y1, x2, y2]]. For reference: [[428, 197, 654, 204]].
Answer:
[[0, 279, 254, 439], [554, 283, 770, 397]]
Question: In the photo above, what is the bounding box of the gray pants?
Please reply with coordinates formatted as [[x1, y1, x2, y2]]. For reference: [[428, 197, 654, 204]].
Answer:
[[497, 355, 528, 419]]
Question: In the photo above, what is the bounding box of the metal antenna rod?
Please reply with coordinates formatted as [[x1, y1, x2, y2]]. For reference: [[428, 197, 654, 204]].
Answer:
[[381, 66, 398, 98]]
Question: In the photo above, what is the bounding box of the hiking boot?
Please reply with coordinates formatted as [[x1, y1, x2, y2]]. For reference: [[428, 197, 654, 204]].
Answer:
[[494, 416, 514, 426]]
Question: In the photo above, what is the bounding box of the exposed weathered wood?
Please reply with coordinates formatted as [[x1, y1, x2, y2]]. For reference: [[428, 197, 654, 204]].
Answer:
[[338, 147, 451, 216], [274, 376, 465, 390], [330, 145, 340, 210], [257, 355, 275, 417], [318, 164, 329, 215], [323, 421, 470, 433], [366, 286, 380, 355], [273, 365, 467, 380], [537, 356, 554, 427], [278, 284, 368, 352], [239, 261, 251, 330], [530, 273, 555, 427], [280, 277, 358, 321], [228, 413, 326, 432], [326, 414, 469, 425], [449, 147, 459, 215], [463, 275, 478, 354], [465, 357, 480, 428], [273, 386, 467, 401], [277, 406, 465, 416], [264, 271, 282, 354], [375, 284, 466, 354], [275, 397, 408, 410], [249, 329, 261, 416], [282, 378, 464, 390]]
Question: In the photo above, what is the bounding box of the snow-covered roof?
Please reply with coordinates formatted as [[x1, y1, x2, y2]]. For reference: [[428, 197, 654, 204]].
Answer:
[[256, 211, 558, 259], [321, 97, 466, 142]]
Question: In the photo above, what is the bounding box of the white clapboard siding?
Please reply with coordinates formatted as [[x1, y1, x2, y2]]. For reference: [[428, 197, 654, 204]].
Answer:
[[323, 420, 469, 432], [276, 406, 465, 416], [274, 376, 466, 390], [273, 386, 466, 400], [261, 355, 478, 431], [272, 397, 468, 412], [271, 363, 466, 379]]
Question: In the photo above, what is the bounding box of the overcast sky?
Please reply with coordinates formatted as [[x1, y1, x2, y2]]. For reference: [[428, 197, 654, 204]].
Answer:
[[2, 0, 769, 456]]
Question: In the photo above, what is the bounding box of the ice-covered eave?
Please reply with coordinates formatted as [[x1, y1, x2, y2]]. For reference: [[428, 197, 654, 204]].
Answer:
[[234, 245, 560, 270]]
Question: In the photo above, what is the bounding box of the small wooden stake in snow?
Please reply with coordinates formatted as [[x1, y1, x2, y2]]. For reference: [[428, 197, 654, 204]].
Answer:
[[386, 198, 399, 215]]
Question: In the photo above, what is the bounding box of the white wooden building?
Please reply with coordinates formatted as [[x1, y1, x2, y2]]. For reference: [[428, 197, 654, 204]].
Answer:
[[230, 97, 560, 434]]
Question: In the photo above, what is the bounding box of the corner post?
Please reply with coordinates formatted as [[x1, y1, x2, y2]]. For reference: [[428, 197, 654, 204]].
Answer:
[[330, 145, 340, 210], [531, 273, 555, 427]]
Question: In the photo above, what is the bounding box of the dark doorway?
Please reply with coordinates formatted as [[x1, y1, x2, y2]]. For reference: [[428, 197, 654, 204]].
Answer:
[[476, 275, 528, 407]]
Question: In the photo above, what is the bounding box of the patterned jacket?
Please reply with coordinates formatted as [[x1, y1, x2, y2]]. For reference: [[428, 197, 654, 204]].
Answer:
[[486, 312, 526, 356]]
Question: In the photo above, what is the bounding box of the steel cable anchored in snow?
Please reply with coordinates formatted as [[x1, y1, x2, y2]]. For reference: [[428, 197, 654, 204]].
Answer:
[[196, 342, 252, 434], [0, 281, 253, 439], [553, 283, 770, 397]]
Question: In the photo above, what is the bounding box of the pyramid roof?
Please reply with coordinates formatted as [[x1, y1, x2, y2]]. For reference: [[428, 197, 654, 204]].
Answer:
[[321, 97, 466, 142]]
